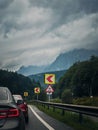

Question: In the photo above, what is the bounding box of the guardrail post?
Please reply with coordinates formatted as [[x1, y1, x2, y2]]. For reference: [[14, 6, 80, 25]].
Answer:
[[47, 105, 50, 109], [79, 113, 83, 123], [62, 109, 65, 116], [53, 106, 55, 112], [44, 104, 45, 108], [36, 101, 38, 106]]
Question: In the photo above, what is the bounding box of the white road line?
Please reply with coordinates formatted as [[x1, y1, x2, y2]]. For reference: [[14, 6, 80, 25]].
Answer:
[[29, 105, 55, 130]]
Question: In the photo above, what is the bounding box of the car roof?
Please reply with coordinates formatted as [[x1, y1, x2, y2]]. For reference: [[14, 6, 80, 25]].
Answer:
[[13, 94, 23, 99]]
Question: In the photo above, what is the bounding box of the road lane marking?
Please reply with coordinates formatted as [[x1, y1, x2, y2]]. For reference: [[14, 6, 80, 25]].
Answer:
[[29, 105, 55, 130]]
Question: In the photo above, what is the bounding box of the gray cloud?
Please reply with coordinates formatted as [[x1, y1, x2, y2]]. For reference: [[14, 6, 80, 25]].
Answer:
[[28, 0, 98, 36], [79, 0, 98, 13], [0, 0, 98, 71], [0, 0, 13, 9], [1, 0, 98, 36]]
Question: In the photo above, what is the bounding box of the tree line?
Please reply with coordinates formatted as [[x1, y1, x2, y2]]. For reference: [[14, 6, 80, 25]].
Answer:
[[0, 69, 37, 99], [0, 69, 46, 100], [53, 56, 98, 103]]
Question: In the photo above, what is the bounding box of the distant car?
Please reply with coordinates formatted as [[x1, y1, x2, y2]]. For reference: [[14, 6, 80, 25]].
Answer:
[[13, 94, 29, 123], [0, 87, 25, 130]]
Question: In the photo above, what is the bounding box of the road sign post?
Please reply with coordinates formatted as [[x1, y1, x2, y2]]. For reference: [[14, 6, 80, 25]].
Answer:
[[48, 94, 50, 102], [47, 92, 52, 102], [36, 93, 39, 100]]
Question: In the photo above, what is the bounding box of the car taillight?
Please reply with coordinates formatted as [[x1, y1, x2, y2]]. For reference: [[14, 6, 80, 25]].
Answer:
[[0, 109, 19, 119], [0, 110, 7, 118], [20, 105, 26, 111], [8, 109, 19, 117]]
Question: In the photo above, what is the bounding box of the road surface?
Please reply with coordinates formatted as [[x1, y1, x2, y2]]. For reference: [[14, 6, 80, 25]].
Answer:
[[25, 105, 74, 130]]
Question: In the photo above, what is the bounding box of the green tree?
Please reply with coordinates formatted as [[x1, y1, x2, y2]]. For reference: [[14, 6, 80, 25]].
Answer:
[[61, 89, 72, 103]]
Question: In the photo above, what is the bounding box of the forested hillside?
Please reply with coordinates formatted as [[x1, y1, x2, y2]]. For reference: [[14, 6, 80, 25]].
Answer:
[[54, 56, 98, 102], [0, 69, 37, 99]]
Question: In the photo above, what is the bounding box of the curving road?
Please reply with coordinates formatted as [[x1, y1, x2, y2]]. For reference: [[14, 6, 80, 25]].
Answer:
[[25, 105, 74, 130]]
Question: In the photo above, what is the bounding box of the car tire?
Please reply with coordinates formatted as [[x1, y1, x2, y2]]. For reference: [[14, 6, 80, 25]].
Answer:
[[25, 116, 29, 123]]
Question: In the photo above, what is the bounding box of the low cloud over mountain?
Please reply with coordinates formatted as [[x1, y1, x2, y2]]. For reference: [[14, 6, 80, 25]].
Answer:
[[17, 49, 98, 76]]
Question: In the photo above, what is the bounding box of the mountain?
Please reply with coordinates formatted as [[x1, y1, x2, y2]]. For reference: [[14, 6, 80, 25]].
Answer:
[[45, 49, 98, 72], [17, 65, 46, 76], [17, 49, 98, 76]]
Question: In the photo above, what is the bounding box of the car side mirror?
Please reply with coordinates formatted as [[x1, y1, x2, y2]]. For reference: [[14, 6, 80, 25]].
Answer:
[[17, 100, 24, 105]]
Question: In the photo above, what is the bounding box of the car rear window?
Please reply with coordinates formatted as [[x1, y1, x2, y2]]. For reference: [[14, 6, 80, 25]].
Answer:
[[0, 89, 8, 100]]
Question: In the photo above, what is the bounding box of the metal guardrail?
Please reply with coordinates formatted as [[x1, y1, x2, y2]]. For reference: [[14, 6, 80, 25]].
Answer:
[[34, 100, 98, 123]]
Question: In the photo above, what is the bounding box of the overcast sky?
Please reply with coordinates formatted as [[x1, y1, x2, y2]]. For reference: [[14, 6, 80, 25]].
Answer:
[[0, 0, 98, 71]]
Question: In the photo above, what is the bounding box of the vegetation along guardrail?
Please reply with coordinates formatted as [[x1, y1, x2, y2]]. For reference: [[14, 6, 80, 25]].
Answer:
[[33, 100, 98, 123]]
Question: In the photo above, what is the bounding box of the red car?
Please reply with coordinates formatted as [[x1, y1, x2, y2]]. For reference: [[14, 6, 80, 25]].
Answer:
[[13, 95, 29, 123]]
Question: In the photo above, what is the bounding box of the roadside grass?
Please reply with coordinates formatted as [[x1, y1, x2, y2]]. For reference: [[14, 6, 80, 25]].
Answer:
[[73, 97, 98, 106], [35, 104, 98, 130]]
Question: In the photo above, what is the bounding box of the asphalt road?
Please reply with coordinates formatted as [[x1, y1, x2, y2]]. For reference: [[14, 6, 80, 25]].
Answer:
[[25, 105, 74, 130]]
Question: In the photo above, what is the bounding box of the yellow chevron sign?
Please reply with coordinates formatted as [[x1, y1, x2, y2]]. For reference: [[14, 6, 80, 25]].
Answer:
[[45, 74, 55, 84], [34, 87, 40, 94]]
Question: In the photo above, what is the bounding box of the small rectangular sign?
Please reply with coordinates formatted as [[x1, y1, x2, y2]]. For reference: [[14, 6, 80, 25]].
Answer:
[[24, 92, 28, 96]]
